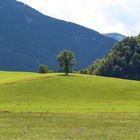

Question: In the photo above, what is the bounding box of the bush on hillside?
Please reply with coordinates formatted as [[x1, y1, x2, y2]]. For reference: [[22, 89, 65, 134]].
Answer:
[[38, 64, 48, 74]]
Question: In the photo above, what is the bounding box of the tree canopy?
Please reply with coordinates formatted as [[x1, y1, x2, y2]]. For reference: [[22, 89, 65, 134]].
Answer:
[[56, 49, 75, 75], [85, 35, 140, 80]]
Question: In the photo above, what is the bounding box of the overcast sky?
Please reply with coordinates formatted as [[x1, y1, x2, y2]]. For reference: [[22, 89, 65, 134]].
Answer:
[[18, 0, 140, 36]]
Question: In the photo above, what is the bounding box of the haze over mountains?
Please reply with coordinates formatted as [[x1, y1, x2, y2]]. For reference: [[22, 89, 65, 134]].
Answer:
[[0, 0, 116, 71], [103, 33, 126, 42]]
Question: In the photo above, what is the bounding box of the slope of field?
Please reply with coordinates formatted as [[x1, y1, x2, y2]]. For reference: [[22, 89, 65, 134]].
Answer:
[[0, 72, 140, 112], [0, 72, 140, 139], [0, 71, 45, 84]]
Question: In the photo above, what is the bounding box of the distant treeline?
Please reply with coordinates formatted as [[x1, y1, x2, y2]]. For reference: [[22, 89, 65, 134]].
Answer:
[[81, 34, 140, 80]]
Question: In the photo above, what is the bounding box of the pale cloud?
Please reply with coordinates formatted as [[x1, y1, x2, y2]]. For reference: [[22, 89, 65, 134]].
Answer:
[[18, 0, 140, 36]]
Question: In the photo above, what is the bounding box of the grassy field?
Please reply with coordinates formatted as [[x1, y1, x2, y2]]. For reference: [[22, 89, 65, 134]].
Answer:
[[0, 72, 140, 112], [0, 112, 140, 140], [0, 71, 140, 139]]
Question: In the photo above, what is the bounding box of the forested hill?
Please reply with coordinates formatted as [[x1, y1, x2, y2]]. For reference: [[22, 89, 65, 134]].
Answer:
[[86, 35, 140, 80], [0, 0, 116, 71]]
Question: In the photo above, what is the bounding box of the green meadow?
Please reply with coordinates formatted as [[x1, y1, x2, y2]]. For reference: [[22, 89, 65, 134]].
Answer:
[[0, 71, 140, 139]]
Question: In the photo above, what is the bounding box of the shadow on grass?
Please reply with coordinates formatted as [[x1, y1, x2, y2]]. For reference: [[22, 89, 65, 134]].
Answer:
[[57, 73, 75, 77]]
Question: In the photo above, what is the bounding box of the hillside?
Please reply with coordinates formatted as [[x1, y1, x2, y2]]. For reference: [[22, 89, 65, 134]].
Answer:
[[0, 0, 116, 71], [0, 71, 140, 139], [87, 35, 140, 80], [0, 71, 140, 112], [104, 33, 126, 41]]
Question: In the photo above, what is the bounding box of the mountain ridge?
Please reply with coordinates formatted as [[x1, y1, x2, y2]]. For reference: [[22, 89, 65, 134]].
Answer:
[[103, 33, 126, 41], [0, 0, 116, 71]]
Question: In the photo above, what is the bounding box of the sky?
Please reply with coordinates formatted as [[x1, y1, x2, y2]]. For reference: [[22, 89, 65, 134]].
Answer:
[[18, 0, 140, 36]]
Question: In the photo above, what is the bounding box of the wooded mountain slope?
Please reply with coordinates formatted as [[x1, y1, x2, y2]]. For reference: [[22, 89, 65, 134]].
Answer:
[[0, 0, 116, 71]]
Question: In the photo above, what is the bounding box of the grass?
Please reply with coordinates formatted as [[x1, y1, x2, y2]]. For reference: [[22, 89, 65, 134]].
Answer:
[[0, 71, 140, 139], [0, 112, 140, 140], [0, 72, 140, 112], [0, 71, 44, 84]]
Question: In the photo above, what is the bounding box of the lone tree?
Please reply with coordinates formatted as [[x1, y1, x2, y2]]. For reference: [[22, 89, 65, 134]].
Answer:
[[56, 49, 75, 75], [38, 64, 48, 74]]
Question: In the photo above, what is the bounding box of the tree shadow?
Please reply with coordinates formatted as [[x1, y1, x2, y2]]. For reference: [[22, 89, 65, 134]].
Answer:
[[57, 73, 75, 77]]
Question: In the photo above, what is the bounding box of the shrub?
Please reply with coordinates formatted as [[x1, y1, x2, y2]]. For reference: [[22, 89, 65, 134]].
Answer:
[[38, 64, 48, 74]]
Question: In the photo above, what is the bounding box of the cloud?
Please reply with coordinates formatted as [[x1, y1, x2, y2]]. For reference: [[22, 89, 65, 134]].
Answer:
[[18, 0, 140, 36]]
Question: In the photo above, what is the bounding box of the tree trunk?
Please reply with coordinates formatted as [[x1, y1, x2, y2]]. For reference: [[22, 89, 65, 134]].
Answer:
[[65, 65, 69, 76]]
